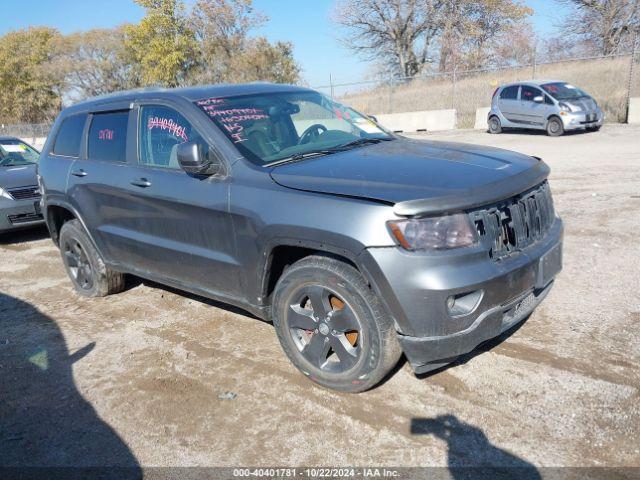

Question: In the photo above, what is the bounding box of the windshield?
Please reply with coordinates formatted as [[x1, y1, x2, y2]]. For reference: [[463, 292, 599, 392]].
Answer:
[[194, 91, 393, 165], [541, 82, 589, 101], [0, 140, 40, 166]]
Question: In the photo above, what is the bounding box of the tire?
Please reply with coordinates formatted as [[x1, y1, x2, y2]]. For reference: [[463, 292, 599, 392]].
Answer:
[[488, 116, 502, 134], [59, 219, 125, 297], [588, 125, 601, 132], [271, 255, 402, 393], [546, 116, 564, 137]]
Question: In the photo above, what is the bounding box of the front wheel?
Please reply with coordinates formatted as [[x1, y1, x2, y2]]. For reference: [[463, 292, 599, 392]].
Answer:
[[546, 116, 564, 137], [271, 255, 402, 393]]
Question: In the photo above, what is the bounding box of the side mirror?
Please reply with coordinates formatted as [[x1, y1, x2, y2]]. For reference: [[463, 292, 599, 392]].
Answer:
[[533, 96, 544, 103], [177, 141, 221, 176]]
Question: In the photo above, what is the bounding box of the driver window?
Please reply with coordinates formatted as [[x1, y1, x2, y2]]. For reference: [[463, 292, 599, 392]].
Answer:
[[521, 86, 542, 102], [138, 105, 203, 169]]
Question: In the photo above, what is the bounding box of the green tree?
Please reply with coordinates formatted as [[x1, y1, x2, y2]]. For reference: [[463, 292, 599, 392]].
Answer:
[[0, 27, 63, 124], [124, 0, 198, 87], [189, 0, 300, 84]]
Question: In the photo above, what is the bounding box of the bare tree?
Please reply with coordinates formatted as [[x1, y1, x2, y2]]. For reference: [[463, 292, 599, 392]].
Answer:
[[334, 0, 532, 77], [559, 0, 640, 55], [59, 27, 138, 101], [333, 0, 445, 77]]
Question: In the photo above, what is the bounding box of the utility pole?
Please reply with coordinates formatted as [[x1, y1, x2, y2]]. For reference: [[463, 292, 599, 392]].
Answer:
[[626, 30, 639, 122]]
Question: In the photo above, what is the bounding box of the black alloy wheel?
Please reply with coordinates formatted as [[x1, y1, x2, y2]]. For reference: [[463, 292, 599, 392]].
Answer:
[[286, 285, 362, 373]]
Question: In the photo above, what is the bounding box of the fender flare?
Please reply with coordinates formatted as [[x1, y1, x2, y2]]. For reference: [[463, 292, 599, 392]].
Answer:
[[44, 199, 100, 252]]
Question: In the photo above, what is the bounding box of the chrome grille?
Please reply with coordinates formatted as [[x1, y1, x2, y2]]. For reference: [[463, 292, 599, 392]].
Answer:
[[469, 181, 555, 260], [7, 185, 40, 200]]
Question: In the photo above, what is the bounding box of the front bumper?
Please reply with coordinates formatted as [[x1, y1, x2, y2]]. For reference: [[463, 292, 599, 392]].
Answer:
[[360, 218, 563, 373], [0, 196, 45, 232], [561, 109, 603, 130]]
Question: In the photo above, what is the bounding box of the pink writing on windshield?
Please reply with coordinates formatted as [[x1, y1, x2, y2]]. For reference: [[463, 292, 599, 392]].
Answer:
[[196, 98, 226, 107], [98, 129, 114, 140], [147, 117, 189, 142]]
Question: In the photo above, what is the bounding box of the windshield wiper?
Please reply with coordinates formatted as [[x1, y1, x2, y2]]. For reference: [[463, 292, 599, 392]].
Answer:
[[265, 137, 394, 167], [329, 137, 393, 152], [265, 149, 338, 167]]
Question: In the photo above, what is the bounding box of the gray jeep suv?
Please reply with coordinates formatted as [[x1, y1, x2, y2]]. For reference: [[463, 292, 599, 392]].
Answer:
[[39, 83, 563, 392]]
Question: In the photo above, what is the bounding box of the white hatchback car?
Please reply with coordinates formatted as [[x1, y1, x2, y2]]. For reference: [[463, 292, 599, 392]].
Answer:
[[488, 80, 603, 136]]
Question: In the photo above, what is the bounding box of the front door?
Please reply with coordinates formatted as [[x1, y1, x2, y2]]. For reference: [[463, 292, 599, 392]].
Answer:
[[118, 103, 241, 298], [515, 85, 550, 126]]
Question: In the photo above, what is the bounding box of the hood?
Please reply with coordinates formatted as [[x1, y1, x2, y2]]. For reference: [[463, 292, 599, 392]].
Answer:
[[269, 138, 549, 216], [564, 96, 597, 112], [0, 163, 38, 190]]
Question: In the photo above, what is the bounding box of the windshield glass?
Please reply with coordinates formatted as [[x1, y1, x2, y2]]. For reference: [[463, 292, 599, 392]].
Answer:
[[541, 82, 589, 100], [0, 140, 39, 166], [194, 91, 393, 165]]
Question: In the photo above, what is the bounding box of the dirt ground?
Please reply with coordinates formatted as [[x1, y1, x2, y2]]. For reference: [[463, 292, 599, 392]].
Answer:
[[1, 125, 639, 472]]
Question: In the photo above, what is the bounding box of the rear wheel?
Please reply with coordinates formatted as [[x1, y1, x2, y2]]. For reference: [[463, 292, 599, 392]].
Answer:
[[59, 219, 125, 297], [546, 116, 564, 137], [271, 255, 401, 393], [488, 116, 502, 134]]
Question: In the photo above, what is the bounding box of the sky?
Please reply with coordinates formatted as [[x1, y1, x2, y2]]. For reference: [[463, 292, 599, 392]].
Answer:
[[0, 0, 570, 87]]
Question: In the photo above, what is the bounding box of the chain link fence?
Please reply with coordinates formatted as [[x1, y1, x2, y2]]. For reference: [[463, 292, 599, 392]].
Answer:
[[0, 123, 52, 142], [314, 52, 640, 129], [1, 51, 638, 135]]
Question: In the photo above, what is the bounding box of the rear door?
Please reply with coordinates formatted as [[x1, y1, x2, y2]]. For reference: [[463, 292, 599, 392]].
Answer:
[[497, 85, 521, 123], [118, 101, 240, 297], [66, 106, 137, 265]]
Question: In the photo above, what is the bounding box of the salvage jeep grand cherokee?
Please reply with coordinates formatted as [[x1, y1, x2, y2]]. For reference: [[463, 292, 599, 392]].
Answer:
[[39, 83, 563, 392]]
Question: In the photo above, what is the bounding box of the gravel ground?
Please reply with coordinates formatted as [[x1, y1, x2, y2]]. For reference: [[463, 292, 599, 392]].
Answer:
[[1, 125, 639, 473]]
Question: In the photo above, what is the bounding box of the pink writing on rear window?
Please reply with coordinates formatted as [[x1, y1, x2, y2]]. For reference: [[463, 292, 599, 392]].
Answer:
[[98, 129, 114, 140]]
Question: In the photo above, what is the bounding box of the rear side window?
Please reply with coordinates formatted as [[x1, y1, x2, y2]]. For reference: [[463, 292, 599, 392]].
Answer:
[[87, 111, 129, 163], [52, 114, 87, 157], [500, 86, 519, 100]]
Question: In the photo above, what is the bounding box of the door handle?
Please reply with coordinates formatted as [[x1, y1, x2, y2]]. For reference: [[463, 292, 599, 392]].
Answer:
[[130, 178, 152, 188], [71, 169, 87, 177]]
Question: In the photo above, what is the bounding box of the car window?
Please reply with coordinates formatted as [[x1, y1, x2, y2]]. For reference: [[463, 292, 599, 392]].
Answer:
[[194, 91, 391, 165], [521, 86, 543, 102], [138, 105, 204, 169], [52, 114, 87, 157], [541, 82, 588, 100], [0, 139, 40, 166], [499, 86, 519, 100], [545, 95, 554, 105], [87, 111, 129, 163]]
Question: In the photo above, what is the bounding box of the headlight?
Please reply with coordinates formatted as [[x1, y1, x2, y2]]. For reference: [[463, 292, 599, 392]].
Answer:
[[388, 214, 478, 251], [559, 102, 571, 113], [0, 187, 12, 200]]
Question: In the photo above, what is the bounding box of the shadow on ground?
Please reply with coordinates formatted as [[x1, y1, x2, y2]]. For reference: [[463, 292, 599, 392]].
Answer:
[[0, 225, 49, 245], [411, 414, 541, 480], [0, 292, 141, 478]]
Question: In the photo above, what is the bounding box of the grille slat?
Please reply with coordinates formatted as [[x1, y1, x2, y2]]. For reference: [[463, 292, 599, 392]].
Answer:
[[7, 185, 40, 200], [470, 181, 555, 260]]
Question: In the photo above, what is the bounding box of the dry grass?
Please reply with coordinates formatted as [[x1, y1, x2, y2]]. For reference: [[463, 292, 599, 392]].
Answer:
[[340, 56, 639, 128]]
